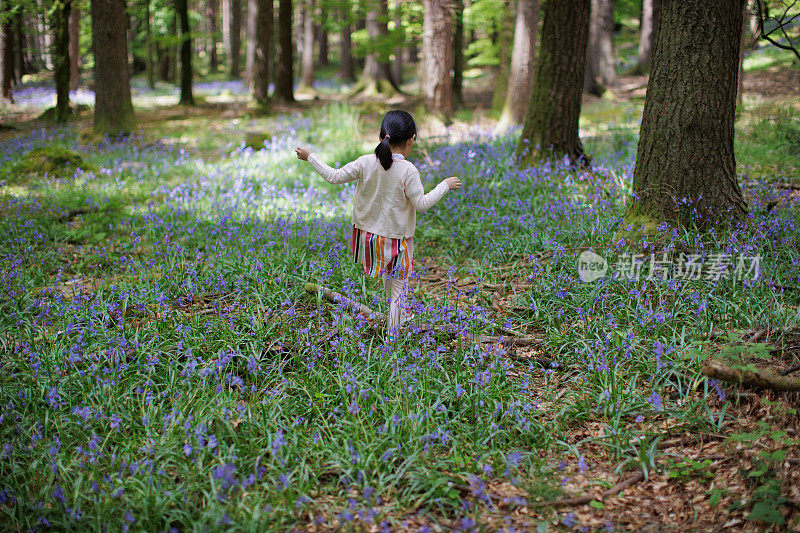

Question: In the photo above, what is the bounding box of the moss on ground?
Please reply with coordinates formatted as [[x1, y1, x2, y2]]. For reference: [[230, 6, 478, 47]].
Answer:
[[7, 146, 97, 183]]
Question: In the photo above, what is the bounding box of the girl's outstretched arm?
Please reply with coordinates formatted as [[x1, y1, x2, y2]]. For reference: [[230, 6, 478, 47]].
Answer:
[[404, 167, 460, 212], [296, 147, 362, 185]]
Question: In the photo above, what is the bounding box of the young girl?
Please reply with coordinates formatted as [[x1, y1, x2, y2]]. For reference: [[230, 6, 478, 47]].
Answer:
[[295, 110, 461, 335]]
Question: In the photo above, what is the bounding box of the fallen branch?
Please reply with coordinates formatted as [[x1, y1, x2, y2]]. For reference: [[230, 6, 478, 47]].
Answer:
[[305, 283, 378, 319], [532, 472, 645, 508], [780, 364, 800, 377], [700, 359, 800, 392]]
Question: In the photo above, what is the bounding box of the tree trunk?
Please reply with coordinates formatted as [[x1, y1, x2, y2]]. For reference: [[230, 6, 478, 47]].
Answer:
[[627, 0, 746, 230], [92, 0, 135, 134], [317, 16, 327, 65], [177, 0, 194, 105], [248, 0, 272, 104], [498, 0, 540, 129], [224, 0, 242, 77], [300, 0, 314, 88], [745, 0, 758, 48], [69, 6, 80, 90], [1, 1, 13, 101], [737, 0, 747, 105], [491, 1, 514, 111], [145, 0, 155, 88], [516, 0, 590, 167], [340, 18, 354, 81], [356, 0, 395, 94], [585, 0, 616, 94], [633, 0, 659, 74], [422, 0, 453, 120], [53, 0, 72, 121], [14, 12, 27, 79], [208, 0, 219, 70], [273, 0, 294, 101], [391, 6, 403, 87], [452, 0, 464, 107]]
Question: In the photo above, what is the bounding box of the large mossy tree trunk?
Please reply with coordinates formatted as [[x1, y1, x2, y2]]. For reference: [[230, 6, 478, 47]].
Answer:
[[451, 0, 464, 107], [391, 9, 403, 87], [632, 0, 659, 74], [627, 0, 747, 230], [490, 1, 514, 112], [497, 0, 540, 129], [91, 0, 135, 135], [422, 0, 453, 120], [516, 0, 590, 167], [1, 3, 13, 101], [68, 6, 79, 90], [300, 0, 315, 89], [53, 0, 72, 122], [273, 0, 294, 102], [177, 0, 194, 105], [247, 0, 271, 104]]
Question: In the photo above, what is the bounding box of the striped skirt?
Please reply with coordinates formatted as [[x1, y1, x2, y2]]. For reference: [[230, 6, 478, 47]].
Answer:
[[351, 225, 414, 280]]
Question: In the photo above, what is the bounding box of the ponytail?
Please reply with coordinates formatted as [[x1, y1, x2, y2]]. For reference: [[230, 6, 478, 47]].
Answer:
[[374, 110, 418, 172], [375, 136, 394, 170]]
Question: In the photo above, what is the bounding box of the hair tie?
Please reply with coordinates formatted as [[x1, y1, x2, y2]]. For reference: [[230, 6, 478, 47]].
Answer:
[[384, 135, 390, 140]]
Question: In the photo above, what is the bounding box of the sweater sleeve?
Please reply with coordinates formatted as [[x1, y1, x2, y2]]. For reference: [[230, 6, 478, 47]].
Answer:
[[404, 165, 449, 212], [307, 153, 363, 184]]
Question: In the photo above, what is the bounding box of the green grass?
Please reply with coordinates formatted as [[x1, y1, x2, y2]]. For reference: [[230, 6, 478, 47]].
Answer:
[[0, 96, 799, 531]]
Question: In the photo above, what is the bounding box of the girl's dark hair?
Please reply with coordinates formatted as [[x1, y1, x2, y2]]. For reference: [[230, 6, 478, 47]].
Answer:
[[375, 110, 417, 170]]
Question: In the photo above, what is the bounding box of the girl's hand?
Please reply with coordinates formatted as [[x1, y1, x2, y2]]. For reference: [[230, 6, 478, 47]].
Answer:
[[295, 147, 311, 161], [444, 176, 462, 191]]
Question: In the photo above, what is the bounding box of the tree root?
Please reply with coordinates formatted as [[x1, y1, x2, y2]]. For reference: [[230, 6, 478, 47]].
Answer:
[[700, 358, 800, 392], [532, 471, 645, 508]]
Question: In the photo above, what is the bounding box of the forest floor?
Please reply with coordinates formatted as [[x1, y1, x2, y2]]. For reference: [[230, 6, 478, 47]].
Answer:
[[1, 64, 800, 532]]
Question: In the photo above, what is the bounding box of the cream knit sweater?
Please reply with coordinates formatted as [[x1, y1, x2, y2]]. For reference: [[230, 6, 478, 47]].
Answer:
[[307, 152, 450, 239]]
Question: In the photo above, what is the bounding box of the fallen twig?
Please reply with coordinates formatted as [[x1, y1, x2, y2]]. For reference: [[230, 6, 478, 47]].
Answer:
[[780, 363, 800, 377], [701, 358, 800, 392], [532, 472, 645, 508], [305, 283, 378, 319]]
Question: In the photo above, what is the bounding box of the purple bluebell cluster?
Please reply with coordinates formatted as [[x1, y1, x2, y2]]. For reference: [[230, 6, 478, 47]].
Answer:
[[0, 101, 798, 531]]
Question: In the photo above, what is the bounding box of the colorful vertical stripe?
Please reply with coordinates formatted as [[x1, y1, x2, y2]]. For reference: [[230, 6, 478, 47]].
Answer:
[[351, 225, 413, 280]]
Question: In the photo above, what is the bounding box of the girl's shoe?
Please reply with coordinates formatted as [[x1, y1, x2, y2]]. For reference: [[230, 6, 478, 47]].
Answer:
[[399, 309, 414, 327]]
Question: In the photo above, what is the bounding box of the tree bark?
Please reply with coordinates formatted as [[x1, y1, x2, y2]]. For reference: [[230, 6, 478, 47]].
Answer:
[[224, 0, 242, 77], [356, 0, 395, 94], [273, 0, 294, 101], [627, 0, 746, 230], [737, 0, 747, 106], [491, 1, 514, 111], [452, 0, 464, 107], [633, 0, 659, 74], [1, 3, 13, 101], [208, 0, 219, 70], [516, 0, 590, 167], [53, 0, 72, 121], [300, 0, 314, 88], [498, 0, 540, 129], [247, 0, 272, 103], [745, 0, 758, 48], [177, 0, 194, 105], [68, 6, 80, 90], [340, 18, 354, 81], [92, 0, 135, 134], [422, 0, 453, 120], [14, 12, 27, 79]]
